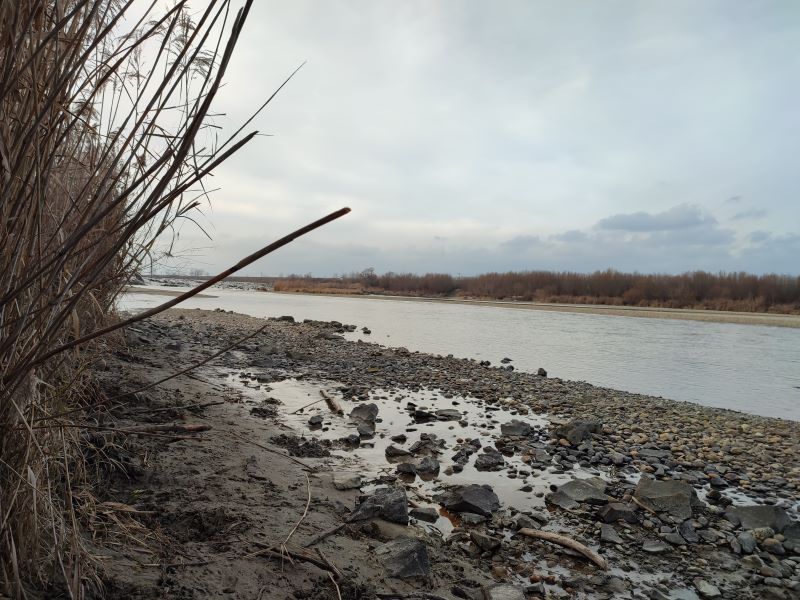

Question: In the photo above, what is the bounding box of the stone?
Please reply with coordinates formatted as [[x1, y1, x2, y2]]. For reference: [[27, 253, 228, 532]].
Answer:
[[470, 531, 501, 552], [375, 536, 430, 579], [553, 417, 602, 446], [385, 445, 412, 458], [537, 368, 547, 377], [738, 531, 757, 554], [349, 487, 409, 524], [410, 507, 439, 523], [436, 408, 462, 420], [396, 463, 416, 475], [642, 540, 669, 553], [597, 502, 639, 524], [726, 505, 793, 533], [664, 533, 686, 545], [692, 579, 721, 598], [475, 449, 505, 471], [332, 472, 362, 490], [460, 512, 487, 525], [679, 520, 700, 544], [483, 584, 525, 600], [501, 419, 532, 437], [390, 434, 407, 443], [546, 478, 610, 510], [600, 524, 623, 544], [349, 403, 379, 437], [308, 415, 323, 427], [761, 538, 786, 555], [438, 484, 500, 517], [416, 456, 440, 474], [634, 478, 703, 519]]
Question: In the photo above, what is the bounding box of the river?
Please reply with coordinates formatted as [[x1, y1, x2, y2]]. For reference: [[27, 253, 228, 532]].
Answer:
[[119, 287, 800, 421]]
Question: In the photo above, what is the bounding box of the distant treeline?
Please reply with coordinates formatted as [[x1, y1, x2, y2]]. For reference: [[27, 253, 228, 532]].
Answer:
[[273, 269, 800, 314]]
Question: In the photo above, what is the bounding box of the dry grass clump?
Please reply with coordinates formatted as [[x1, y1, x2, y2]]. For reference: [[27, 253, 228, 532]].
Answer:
[[0, 1, 265, 596]]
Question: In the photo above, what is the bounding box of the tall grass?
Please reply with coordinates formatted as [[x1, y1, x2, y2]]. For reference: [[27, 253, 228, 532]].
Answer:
[[0, 1, 265, 596]]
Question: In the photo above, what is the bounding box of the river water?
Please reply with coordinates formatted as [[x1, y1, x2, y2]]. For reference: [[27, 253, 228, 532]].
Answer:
[[119, 287, 800, 421]]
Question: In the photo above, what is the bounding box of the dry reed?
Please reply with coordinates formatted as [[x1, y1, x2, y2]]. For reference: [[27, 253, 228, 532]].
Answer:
[[0, 1, 273, 597]]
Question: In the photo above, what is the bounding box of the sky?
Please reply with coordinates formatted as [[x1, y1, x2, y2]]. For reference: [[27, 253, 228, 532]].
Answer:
[[158, 0, 800, 276]]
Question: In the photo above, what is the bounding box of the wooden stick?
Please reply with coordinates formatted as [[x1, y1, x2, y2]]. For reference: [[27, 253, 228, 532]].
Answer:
[[303, 523, 346, 548], [291, 398, 325, 414], [252, 542, 339, 575], [320, 389, 343, 415], [517, 528, 608, 570]]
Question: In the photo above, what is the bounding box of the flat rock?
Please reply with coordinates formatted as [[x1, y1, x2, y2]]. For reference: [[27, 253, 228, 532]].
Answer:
[[438, 484, 500, 517], [474, 449, 505, 471], [483, 583, 525, 600], [642, 539, 669, 553], [349, 487, 409, 525], [385, 445, 412, 458], [375, 536, 430, 579], [725, 505, 792, 533], [693, 579, 721, 598], [634, 478, 703, 520], [349, 403, 379, 421], [553, 417, 602, 446], [332, 472, 362, 490], [501, 419, 532, 437], [547, 478, 610, 510], [597, 502, 639, 524], [600, 524, 623, 544], [435, 408, 462, 421], [470, 531, 501, 552]]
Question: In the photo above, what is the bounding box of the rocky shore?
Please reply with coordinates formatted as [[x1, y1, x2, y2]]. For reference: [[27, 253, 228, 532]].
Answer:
[[95, 308, 799, 599]]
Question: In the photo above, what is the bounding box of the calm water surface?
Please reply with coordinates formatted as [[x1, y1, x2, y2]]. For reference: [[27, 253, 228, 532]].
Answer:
[[120, 288, 800, 421]]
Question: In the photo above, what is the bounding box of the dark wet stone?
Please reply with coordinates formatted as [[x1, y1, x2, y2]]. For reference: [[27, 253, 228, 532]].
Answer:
[[470, 531, 501, 552], [554, 417, 602, 445], [376, 536, 430, 578], [390, 434, 407, 443], [679, 520, 700, 544], [410, 507, 439, 523], [500, 419, 532, 437], [536, 368, 547, 377], [396, 462, 416, 475], [460, 512, 487, 525], [737, 531, 757, 554], [761, 537, 786, 555], [416, 456, 440, 474], [436, 408, 462, 421], [385, 445, 412, 458], [475, 449, 505, 471], [664, 532, 686, 545], [307, 415, 323, 427], [438, 484, 500, 517], [634, 478, 703, 520], [597, 502, 639, 524], [349, 487, 409, 525]]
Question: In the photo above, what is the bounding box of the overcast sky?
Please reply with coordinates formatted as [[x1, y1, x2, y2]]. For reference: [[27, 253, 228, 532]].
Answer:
[[161, 1, 800, 276]]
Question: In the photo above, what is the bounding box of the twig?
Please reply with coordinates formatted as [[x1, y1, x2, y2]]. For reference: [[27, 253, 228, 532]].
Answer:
[[7, 207, 351, 380], [282, 473, 311, 547], [251, 542, 339, 575], [291, 398, 325, 414], [517, 528, 608, 570], [303, 523, 346, 548], [328, 572, 342, 600], [225, 429, 315, 471], [315, 548, 342, 579], [127, 400, 225, 415]]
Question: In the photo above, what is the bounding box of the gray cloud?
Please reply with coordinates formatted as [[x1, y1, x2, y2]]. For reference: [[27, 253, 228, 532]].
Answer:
[[156, 1, 800, 276], [596, 204, 716, 232], [731, 208, 767, 220]]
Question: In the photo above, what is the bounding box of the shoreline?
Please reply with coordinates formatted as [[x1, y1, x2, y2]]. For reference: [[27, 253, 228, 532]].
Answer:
[[129, 284, 800, 328], [95, 308, 799, 599]]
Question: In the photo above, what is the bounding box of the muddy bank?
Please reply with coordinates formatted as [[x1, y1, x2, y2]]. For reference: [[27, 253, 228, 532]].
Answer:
[[93, 309, 800, 599]]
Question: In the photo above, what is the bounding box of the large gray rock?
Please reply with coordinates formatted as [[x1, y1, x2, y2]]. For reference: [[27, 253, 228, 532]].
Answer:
[[438, 484, 500, 517], [349, 403, 379, 437], [501, 419, 532, 437], [725, 505, 793, 533], [546, 477, 610, 510], [474, 449, 505, 471], [554, 417, 603, 445], [435, 408, 462, 421], [634, 478, 703, 520], [349, 487, 408, 524], [375, 536, 430, 579]]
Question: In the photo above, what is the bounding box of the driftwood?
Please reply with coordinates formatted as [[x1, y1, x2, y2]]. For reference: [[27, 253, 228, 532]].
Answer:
[[253, 542, 341, 577], [125, 423, 211, 434], [320, 389, 343, 415], [517, 528, 608, 570]]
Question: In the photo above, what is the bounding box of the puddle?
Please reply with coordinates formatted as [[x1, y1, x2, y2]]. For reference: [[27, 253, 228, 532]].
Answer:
[[221, 369, 612, 534]]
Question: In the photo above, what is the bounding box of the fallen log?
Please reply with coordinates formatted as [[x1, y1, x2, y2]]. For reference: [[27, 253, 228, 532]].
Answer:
[[517, 528, 608, 570]]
